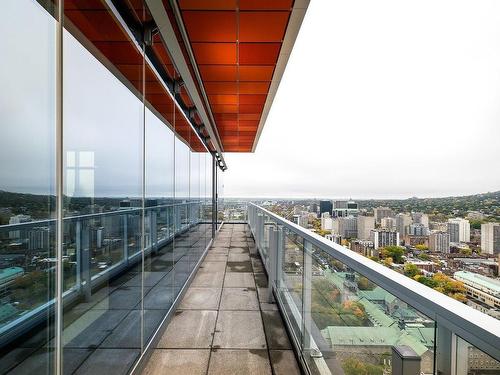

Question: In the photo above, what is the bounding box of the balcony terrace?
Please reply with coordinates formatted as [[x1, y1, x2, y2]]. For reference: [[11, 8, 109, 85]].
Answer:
[[142, 223, 300, 375]]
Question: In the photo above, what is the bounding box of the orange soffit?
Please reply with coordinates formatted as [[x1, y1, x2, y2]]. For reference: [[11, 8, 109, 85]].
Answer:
[[178, 0, 293, 152]]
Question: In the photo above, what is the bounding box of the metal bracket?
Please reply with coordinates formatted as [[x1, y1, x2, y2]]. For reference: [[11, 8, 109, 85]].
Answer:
[[173, 79, 185, 94], [143, 22, 158, 46]]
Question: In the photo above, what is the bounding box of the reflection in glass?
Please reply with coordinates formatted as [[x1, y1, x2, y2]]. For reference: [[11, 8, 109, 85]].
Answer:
[[304, 244, 435, 375], [456, 336, 500, 374], [0, 0, 56, 373]]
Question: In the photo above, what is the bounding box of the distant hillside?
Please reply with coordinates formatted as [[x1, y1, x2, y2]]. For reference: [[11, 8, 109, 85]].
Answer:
[[357, 191, 500, 219]]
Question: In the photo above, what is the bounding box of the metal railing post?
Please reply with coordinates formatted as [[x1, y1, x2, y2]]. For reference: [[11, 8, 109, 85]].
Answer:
[[276, 225, 284, 290], [123, 213, 129, 265], [267, 226, 277, 302], [81, 220, 91, 301], [302, 240, 313, 353], [75, 220, 82, 290], [436, 323, 453, 375], [257, 213, 264, 250]]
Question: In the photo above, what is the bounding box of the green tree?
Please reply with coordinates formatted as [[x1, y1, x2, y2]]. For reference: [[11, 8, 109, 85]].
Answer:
[[404, 263, 420, 278], [381, 246, 405, 263], [357, 276, 375, 291], [342, 357, 384, 375]]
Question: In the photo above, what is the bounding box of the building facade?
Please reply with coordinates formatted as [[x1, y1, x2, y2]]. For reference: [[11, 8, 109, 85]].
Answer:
[[429, 231, 450, 253], [447, 218, 471, 243], [371, 229, 400, 249], [481, 223, 500, 255], [357, 216, 375, 241]]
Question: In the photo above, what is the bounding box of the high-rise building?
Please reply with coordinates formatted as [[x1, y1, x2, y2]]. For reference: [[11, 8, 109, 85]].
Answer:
[[412, 212, 429, 227], [408, 223, 429, 236], [429, 231, 450, 253], [319, 200, 333, 216], [27, 227, 50, 251], [370, 229, 400, 249], [373, 207, 394, 223], [481, 223, 500, 255], [357, 216, 375, 240], [395, 213, 412, 237], [338, 216, 358, 238], [381, 217, 396, 231], [8, 214, 32, 239], [332, 200, 359, 217], [447, 218, 471, 243], [310, 202, 318, 216], [320, 212, 333, 231]]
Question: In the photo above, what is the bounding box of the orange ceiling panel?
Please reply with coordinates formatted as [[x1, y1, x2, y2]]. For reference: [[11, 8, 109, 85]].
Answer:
[[239, 12, 289, 42], [212, 104, 238, 113], [239, 0, 293, 10], [191, 43, 237, 64], [240, 95, 267, 105], [183, 11, 236, 42], [239, 43, 281, 65], [209, 95, 238, 105], [205, 82, 238, 95], [178, 0, 294, 152], [239, 66, 275, 81], [179, 0, 237, 10], [199, 65, 238, 81], [239, 82, 271, 94]]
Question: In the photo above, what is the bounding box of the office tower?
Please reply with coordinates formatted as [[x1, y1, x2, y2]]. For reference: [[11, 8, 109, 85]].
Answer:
[[310, 202, 318, 216], [27, 227, 50, 251], [338, 216, 358, 238], [373, 207, 394, 223], [412, 212, 429, 227], [408, 223, 429, 236], [321, 212, 333, 231], [319, 200, 333, 216], [8, 214, 32, 239], [357, 216, 375, 240], [396, 213, 412, 237], [429, 231, 450, 253], [447, 218, 471, 243], [481, 223, 500, 255], [332, 200, 359, 217], [381, 217, 396, 231], [370, 229, 400, 249]]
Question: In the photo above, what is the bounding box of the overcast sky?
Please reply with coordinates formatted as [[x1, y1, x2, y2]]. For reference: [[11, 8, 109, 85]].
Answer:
[[224, 0, 500, 199]]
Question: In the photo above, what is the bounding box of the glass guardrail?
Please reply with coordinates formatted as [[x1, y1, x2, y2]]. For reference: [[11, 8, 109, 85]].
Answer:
[[0, 201, 207, 347], [248, 203, 500, 375]]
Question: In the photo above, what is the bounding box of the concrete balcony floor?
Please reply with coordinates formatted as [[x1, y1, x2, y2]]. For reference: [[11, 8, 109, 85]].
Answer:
[[142, 223, 301, 375]]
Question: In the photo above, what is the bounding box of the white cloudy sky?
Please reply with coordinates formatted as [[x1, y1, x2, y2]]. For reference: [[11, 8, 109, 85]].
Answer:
[[224, 0, 500, 199]]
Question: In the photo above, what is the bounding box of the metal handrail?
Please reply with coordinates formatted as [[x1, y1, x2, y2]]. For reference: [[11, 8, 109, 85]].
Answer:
[[0, 200, 207, 230], [249, 202, 500, 362]]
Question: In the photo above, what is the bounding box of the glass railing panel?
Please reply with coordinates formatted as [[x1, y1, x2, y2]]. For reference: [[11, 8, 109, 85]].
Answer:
[[302, 244, 436, 375], [275, 226, 305, 346], [456, 336, 500, 374], [223, 200, 248, 222]]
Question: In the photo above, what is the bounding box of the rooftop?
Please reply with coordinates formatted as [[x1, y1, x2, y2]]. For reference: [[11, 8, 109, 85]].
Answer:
[[454, 271, 500, 293]]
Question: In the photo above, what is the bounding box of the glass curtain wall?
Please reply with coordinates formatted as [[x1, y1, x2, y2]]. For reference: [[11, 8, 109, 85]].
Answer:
[[0, 1, 217, 374], [0, 1, 57, 373]]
